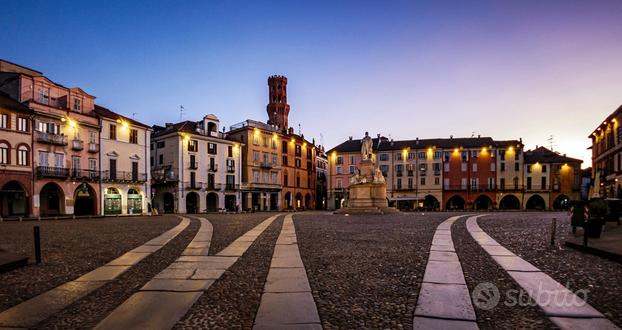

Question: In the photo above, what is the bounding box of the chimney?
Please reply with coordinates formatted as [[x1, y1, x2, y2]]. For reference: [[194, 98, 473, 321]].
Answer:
[[478, 134, 481, 138], [377, 134, 380, 139], [450, 135, 453, 139], [416, 137, 419, 145], [349, 136, 353, 141], [165, 123, 173, 128]]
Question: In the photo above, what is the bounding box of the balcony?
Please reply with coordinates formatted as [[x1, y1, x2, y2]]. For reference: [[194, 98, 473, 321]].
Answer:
[[260, 162, 272, 169], [88, 142, 99, 153], [396, 171, 403, 177], [35, 131, 67, 146], [36, 166, 69, 178], [419, 171, 426, 176], [71, 139, 84, 151], [184, 181, 204, 190], [225, 183, 239, 191], [70, 169, 99, 181], [189, 161, 199, 170], [206, 182, 217, 190], [103, 171, 148, 183], [208, 164, 218, 172]]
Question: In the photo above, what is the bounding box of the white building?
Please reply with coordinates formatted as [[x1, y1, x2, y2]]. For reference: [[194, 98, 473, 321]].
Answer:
[[95, 105, 152, 215], [151, 115, 242, 213]]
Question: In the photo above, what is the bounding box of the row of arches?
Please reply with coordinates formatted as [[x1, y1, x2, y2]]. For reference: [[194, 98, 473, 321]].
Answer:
[[445, 194, 571, 210], [283, 192, 312, 209], [160, 192, 238, 214], [39, 182, 98, 216]]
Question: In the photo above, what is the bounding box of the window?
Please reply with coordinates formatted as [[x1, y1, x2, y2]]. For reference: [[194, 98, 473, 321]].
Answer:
[[397, 178, 402, 190], [284, 172, 289, 185], [282, 155, 288, 165], [271, 172, 278, 184], [499, 150, 506, 160], [418, 152, 425, 159], [157, 141, 165, 148], [434, 177, 440, 185], [514, 163, 519, 171], [500, 178, 506, 190], [271, 138, 277, 149], [396, 153, 402, 161], [39, 151, 49, 166], [89, 131, 96, 143], [527, 177, 532, 189], [527, 165, 532, 173], [296, 175, 301, 187], [444, 163, 449, 172], [130, 129, 138, 144], [461, 178, 467, 190], [408, 178, 413, 189], [379, 153, 389, 161], [443, 152, 450, 162], [434, 151, 442, 159], [73, 98, 82, 111], [336, 178, 342, 189], [490, 163, 496, 171], [263, 152, 269, 164], [272, 153, 278, 165], [408, 152, 415, 160], [207, 142, 217, 154], [461, 151, 468, 162], [282, 141, 288, 153], [349, 165, 356, 174], [54, 153, 64, 168], [336, 166, 342, 174], [228, 146, 233, 157], [295, 145, 302, 157], [263, 135, 269, 147], [295, 158, 301, 168], [109, 124, 117, 140], [444, 178, 450, 189], [461, 163, 467, 172], [513, 177, 519, 189], [337, 156, 343, 165], [89, 158, 97, 172], [541, 177, 547, 189], [420, 177, 426, 185], [109, 158, 117, 179], [0, 143, 8, 164], [17, 146, 28, 166], [38, 88, 49, 104], [396, 164, 403, 173], [188, 139, 198, 152], [17, 117, 29, 133], [159, 154, 163, 165], [253, 151, 260, 162], [433, 163, 441, 172], [380, 165, 389, 176], [349, 155, 355, 164], [253, 170, 260, 183], [72, 156, 81, 176], [472, 164, 478, 172], [500, 162, 505, 172], [542, 165, 547, 173], [253, 134, 260, 145], [0, 114, 8, 129]]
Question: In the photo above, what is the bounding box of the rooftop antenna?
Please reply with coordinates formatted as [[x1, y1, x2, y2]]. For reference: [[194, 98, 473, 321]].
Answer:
[[547, 134, 555, 151], [298, 124, 302, 136], [179, 105, 185, 121]]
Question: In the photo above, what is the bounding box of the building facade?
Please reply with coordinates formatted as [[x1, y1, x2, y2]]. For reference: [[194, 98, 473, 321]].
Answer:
[[316, 145, 328, 209], [95, 106, 151, 215], [151, 115, 241, 214], [590, 105, 622, 198], [227, 75, 316, 211], [328, 136, 580, 211], [0, 60, 101, 217], [0, 92, 33, 217]]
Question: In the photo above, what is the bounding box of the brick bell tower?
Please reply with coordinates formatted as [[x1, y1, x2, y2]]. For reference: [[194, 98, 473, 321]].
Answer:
[[266, 75, 290, 131]]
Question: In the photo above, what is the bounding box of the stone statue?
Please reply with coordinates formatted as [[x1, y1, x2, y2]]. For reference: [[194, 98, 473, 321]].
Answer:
[[373, 168, 385, 184], [361, 132, 373, 160], [350, 172, 360, 185]]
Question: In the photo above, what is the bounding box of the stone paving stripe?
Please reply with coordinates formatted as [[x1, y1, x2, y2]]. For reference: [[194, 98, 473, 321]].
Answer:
[[264, 267, 312, 293], [97, 214, 282, 330], [467, 216, 620, 330], [422, 261, 466, 285], [141, 279, 214, 292], [253, 214, 321, 329], [413, 316, 479, 330], [0, 281, 104, 328], [106, 252, 150, 266], [414, 282, 476, 321], [413, 215, 479, 329], [94, 291, 203, 330], [0, 216, 191, 328], [479, 244, 514, 256], [74, 265, 131, 282]]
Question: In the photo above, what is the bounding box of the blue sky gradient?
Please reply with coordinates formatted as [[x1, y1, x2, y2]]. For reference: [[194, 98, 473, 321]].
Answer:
[[2, 0, 622, 165]]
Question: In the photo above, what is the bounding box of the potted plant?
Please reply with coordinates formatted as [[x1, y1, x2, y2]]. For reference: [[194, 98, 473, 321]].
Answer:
[[587, 198, 609, 238]]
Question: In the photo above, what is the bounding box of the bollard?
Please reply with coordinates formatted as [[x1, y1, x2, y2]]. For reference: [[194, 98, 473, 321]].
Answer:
[[34, 226, 41, 264], [550, 217, 557, 246], [583, 218, 588, 248]]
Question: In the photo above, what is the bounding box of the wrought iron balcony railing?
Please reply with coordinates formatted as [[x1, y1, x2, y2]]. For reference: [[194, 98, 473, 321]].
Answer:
[[36, 166, 69, 178], [35, 131, 67, 146]]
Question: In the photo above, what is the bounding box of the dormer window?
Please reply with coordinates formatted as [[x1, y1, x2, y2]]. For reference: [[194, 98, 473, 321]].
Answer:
[[38, 88, 49, 104], [73, 98, 82, 111]]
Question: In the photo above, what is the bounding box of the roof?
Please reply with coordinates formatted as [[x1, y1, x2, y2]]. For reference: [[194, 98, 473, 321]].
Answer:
[[152, 120, 197, 138], [328, 136, 506, 154], [589, 104, 622, 138], [524, 146, 582, 164], [0, 91, 32, 113], [94, 105, 150, 129]]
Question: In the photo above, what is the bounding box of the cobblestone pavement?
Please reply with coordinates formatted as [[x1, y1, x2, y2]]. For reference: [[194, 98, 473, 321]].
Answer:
[[295, 212, 450, 329], [207, 213, 277, 255], [479, 212, 622, 327], [0, 215, 181, 311], [174, 215, 283, 329], [453, 216, 555, 329]]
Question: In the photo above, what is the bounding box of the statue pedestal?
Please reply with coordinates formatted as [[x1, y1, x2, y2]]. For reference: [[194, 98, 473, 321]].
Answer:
[[335, 159, 398, 215]]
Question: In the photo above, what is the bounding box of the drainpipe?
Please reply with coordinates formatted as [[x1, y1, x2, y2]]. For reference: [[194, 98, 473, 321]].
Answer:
[[30, 113, 35, 218], [98, 116, 103, 216]]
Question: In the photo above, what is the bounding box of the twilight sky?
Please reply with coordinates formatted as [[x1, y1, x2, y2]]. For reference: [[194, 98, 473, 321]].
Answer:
[[2, 0, 621, 167]]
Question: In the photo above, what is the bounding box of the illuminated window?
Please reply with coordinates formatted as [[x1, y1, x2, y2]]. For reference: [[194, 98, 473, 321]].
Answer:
[[17, 145, 29, 166], [0, 143, 8, 164], [0, 114, 8, 129]]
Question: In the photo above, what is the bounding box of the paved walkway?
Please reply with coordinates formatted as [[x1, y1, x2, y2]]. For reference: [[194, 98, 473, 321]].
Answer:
[[253, 214, 321, 329], [413, 215, 479, 330], [96, 214, 282, 330], [0, 216, 191, 329], [467, 215, 619, 330]]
